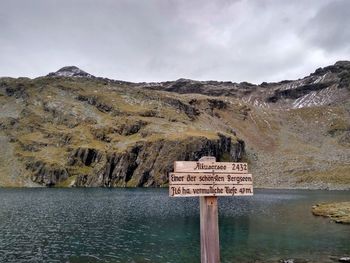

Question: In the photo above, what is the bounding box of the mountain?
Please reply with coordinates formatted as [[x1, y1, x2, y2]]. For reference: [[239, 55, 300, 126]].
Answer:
[[0, 62, 349, 189]]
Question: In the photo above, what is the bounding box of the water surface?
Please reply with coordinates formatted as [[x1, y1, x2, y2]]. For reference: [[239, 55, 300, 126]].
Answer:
[[0, 188, 349, 262]]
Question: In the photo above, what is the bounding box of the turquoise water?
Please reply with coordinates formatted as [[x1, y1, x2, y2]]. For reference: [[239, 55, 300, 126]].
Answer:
[[0, 188, 349, 263]]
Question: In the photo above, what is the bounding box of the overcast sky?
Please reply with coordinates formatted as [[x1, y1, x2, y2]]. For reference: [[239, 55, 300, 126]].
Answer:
[[1, 0, 349, 83]]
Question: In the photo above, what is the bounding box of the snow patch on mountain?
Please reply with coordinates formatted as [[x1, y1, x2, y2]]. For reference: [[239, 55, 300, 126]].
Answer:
[[47, 66, 94, 78]]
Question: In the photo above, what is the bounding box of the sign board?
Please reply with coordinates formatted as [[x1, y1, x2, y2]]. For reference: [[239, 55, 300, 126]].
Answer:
[[174, 161, 248, 173], [169, 161, 253, 197]]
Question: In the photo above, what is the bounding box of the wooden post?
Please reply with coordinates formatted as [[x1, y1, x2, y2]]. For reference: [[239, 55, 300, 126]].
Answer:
[[199, 157, 220, 263]]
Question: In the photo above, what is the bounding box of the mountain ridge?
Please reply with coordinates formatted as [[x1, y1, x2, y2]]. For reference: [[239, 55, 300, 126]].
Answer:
[[46, 60, 350, 85], [46, 61, 350, 110]]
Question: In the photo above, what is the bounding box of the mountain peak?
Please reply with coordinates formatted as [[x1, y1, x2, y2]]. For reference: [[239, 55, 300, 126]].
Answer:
[[47, 66, 94, 78]]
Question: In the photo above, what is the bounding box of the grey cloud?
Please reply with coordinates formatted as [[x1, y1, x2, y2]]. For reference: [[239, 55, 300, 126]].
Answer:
[[301, 0, 350, 52], [0, 0, 349, 83]]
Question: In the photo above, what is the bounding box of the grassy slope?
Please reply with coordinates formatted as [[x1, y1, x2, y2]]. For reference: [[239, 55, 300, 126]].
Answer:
[[0, 77, 235, 186]]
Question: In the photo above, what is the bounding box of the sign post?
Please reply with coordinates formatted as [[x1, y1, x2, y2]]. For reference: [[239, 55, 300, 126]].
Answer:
[[169, 156, 253, 263]]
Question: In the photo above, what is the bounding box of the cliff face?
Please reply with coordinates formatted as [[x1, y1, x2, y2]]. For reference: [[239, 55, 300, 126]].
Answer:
[[0, 62, 349, 189], [21, 135, 244, 187], [72, 136, 244, 187]]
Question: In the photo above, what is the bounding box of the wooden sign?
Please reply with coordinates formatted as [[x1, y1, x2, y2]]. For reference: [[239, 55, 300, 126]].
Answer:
[[169, 157, 254, 263], [174, 161, 248, 173]]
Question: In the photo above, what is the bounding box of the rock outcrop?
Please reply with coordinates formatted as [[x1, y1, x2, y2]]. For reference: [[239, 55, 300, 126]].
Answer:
[[68, 147, 103, 166], [26, 161, 69, 186]]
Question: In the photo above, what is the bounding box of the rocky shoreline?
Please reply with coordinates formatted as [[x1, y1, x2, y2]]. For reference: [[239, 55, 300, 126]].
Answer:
[[312, 202, 350, 224]]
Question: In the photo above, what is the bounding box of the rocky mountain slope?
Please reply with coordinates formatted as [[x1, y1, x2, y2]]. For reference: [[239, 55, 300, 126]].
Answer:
[[0, 62, 349, 189]]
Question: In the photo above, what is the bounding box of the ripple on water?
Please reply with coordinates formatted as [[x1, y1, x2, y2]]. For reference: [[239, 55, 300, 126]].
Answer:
[[0, 188, 349, 263]]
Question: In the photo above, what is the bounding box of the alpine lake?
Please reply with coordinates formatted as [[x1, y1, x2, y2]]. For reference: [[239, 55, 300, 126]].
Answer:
[[0, 188, 349, 263]]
